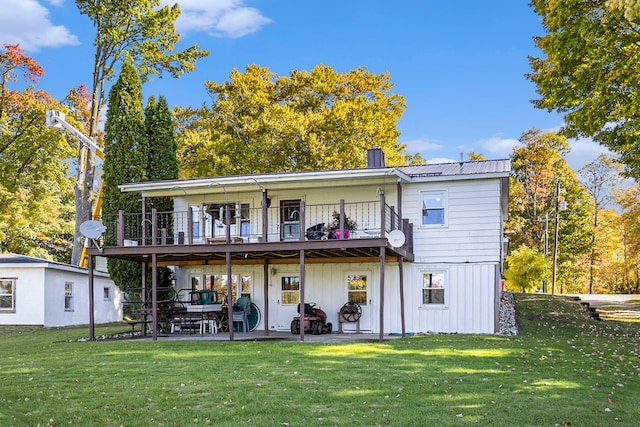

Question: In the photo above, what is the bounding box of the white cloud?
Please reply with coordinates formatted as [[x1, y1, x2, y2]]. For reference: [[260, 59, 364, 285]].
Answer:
[[402, 138, 443, 153], [427, 157, 458, 164], [164, 0, 271, 38], [476, 136, 520, 158], [565, 137, 612, 170], [0, 0, 79, 51]]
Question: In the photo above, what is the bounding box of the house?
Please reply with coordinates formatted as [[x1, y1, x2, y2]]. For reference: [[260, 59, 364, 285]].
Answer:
[[85, 148, 510, 341], [0, 254, 122, 327]]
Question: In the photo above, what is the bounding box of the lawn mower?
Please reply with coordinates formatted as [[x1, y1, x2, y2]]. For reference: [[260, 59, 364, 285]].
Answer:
[[290, 302, 333, 335]]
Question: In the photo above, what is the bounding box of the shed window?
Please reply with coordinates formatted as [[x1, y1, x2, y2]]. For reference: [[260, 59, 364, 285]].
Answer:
[[0, 278, 15, 311], [65, 282, 74, 311]]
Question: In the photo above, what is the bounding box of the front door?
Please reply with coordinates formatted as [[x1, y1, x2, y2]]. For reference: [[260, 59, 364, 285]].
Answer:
[[344, 273, 371, 331], [280, 200, 301, 241], [275, 275, 300, 330]]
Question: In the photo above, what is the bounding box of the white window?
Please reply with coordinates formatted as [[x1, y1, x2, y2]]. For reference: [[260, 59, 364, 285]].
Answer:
[[347, 274, 367, 305], [104, 287, 111, 301], [421, 191, 446, 225], [64, 282, 74, 311], [191, 205, 200, 238], [280, 276, 300, 305], [204, 274, 252, 304], [0, 278, 16, 311], [422, 272, 445, 305]]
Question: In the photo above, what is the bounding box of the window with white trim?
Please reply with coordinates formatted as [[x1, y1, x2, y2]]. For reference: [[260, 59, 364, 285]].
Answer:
[[347, 274, 368, 305], [0, 278, 16, 311], [205, 274, 253, 304], [104, 287, 111, 301], [422, 272, 445, 305], [64, 282, 74, 311], [280, 276, 300, 305], [421, 191, 445, 225]]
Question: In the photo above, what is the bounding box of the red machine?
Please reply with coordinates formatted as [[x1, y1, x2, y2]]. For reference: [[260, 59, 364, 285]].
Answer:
[[290, 303, 333, 335]]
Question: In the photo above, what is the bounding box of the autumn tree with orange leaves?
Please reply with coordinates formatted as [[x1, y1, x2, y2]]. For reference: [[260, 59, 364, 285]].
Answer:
[[0, 44, 77, 259]]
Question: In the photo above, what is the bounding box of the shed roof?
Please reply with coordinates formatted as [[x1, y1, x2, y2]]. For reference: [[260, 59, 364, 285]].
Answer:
[[0, 254, 110, 277]]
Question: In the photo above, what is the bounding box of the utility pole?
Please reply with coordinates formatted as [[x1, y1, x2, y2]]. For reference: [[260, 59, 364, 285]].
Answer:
[[551, 181, 565, 295], [542, 212, 548, 293]]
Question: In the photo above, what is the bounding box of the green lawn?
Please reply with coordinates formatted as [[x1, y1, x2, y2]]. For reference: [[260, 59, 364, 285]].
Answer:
[[1, 294, 639, 426]]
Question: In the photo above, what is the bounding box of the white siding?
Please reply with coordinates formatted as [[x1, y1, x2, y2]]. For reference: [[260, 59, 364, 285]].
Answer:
[[172, 174, 505, 335], [404, 179, 503, 263], [0, 268, 46, 325], [43, 268, 123, 327], [0, 263, 122, 327]]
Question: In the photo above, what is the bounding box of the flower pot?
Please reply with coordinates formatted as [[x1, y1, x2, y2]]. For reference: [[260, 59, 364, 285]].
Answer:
[[335, 229, 349, 239]]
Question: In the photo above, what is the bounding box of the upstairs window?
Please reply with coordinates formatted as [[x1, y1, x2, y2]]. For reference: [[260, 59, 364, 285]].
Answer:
[[421, 191, 445, 225]]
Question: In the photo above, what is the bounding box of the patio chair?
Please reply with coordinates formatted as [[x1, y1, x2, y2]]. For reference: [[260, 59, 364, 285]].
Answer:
[[232, 297, 251, 332]]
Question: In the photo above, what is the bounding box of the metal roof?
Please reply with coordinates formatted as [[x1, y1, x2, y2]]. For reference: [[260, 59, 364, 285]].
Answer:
[[117, 159, 511, 198], [398, 159, 511, 178]]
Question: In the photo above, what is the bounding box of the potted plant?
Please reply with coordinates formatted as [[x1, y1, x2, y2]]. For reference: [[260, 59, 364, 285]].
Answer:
[[328, 210, 357, 239]]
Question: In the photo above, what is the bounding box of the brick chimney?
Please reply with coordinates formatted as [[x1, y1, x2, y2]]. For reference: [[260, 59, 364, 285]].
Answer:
[[367, 146, 386, 168]]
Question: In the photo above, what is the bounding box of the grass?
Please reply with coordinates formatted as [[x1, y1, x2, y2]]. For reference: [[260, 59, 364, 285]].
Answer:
[[0, 294, 638, 426]]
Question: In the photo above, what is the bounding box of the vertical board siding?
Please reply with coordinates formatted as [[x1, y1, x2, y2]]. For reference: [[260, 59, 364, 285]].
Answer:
[[402, 263, 497, 334]]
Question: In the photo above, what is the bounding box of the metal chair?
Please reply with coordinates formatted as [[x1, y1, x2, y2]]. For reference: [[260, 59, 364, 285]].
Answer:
[[232, 297, 251, 332]]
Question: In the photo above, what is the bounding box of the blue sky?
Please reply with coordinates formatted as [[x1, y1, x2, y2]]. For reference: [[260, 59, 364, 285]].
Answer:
[[0, 0, 609, 169]]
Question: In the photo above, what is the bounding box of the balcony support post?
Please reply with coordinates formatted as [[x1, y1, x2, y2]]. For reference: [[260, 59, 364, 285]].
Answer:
[[263, 259, 269, 336]]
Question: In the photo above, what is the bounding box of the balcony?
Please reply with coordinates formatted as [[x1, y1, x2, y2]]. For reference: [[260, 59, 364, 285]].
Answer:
[[92, 199, 413, 265]]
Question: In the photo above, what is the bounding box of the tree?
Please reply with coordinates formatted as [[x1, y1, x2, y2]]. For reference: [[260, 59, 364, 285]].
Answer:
[[467, 151, 487, 161], [175, 64, 408, 177], [144, 95, 178, 212], [607, 0, 640, 19], [102, 62, 147, 290], [0, 45, 75, 260], [507, 130, 570, 251], [529, 0, 640, 178], [506, 129, 592, 293], [504, 245, 550, 293], [616, 185, 640, 293], [579, 154, 624, 293], [69, 0, 209, 265]]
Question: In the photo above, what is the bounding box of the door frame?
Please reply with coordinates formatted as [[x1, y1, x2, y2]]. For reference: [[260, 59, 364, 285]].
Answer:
[[343, 271, 373, 331]]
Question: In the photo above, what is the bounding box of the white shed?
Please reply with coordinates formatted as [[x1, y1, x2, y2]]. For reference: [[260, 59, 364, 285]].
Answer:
[[0, 254, 122, 327]]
